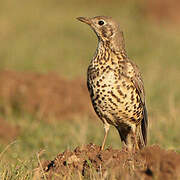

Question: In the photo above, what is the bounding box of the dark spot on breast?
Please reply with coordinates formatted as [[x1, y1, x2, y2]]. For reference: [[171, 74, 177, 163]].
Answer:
[[131, 94, 135, 101], [122, 81, 126, 87], [130, 85, 134, 89], [118, 89, 124, 97], [108, 97, 118, 107], [98, 100, 102, 104], [102, 84, 107, 88], [136, 111, 141, 116], [130, 117, 136, 122], [125, 106, 129, 111], [96, 89, 100, 93], [111, 91, 121, 102], [102, 68, 106, 73], [96, 81, 100, 87], [137, 104, 141, 109], [93, 94, 99, 101], [127, 85, 130, 90], [136, 95, 139, 102]]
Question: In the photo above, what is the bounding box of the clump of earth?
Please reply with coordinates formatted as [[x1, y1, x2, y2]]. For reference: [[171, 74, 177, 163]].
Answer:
[[36, 143, 180, 180]]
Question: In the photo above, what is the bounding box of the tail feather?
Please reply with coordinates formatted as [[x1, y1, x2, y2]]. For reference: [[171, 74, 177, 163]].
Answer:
[[142, 104, 148, 145], [138, 104, 148, 149], [116, 104, 148, 150]]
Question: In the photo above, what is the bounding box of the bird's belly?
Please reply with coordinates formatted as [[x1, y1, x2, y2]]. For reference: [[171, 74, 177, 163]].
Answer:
[[90, 72, 143, 125]]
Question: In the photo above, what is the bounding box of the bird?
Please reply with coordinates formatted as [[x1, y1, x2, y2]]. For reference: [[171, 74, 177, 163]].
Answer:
[[77, 16, 148, 152]]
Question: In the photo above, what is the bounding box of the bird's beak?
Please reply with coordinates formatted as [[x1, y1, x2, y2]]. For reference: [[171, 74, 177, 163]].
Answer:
[[76, 17, 92, 25]]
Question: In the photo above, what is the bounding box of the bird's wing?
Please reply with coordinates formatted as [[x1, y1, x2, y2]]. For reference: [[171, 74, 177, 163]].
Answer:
[[126, 60, 145, 104], [123, 59, 148, 145]]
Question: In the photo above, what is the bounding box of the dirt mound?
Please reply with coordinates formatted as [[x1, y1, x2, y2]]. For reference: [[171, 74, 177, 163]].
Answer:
[[38, 143, 180, 179], [145, 0, 180, 25], [0, 70, 95, 120], [0, 117, 19, 142]]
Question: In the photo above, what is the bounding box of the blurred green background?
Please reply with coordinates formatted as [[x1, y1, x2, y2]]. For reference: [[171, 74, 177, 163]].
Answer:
[[0, 0, 180, 179]]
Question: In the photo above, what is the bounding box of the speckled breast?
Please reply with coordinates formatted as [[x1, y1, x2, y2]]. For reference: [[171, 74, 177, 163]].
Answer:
[[87, 65, 143, 126]]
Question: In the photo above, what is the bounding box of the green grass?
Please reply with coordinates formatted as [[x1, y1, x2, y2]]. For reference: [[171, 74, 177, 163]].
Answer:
[[0, 0, 180, 179]]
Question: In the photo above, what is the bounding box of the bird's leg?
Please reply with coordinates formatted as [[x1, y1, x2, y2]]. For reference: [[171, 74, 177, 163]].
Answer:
[[133, 131, 139, 152], [130, 126, 139, 153], [121, 141, 128, 152], [101, 123, 110, 150], [125, 124, 137, 153]]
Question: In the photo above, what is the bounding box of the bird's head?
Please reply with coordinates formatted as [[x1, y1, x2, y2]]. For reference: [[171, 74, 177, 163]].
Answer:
[[77, 16, 125, 51]]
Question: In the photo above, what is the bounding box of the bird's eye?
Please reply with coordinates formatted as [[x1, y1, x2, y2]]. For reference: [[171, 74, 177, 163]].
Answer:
[[98, 20, 104, 26]]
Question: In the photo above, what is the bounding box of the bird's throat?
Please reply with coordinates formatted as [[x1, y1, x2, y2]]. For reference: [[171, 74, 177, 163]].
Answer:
[[93, 40, 127, 66]]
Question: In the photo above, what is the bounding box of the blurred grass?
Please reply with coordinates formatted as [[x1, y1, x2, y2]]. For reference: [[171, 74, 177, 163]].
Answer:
[[0, 0, 151, 77], [0, 0, 180, 179]]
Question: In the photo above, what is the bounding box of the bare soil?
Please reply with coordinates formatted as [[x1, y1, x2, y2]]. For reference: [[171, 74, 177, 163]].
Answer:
[[0, 70, 95, 121], [40, 143, 180, 179], [0, 117, 19, 143], [145, 0, 180, 25]]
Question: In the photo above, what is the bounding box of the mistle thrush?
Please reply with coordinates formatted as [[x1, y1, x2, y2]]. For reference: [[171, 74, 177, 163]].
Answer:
[[77, 16, 148, 151]]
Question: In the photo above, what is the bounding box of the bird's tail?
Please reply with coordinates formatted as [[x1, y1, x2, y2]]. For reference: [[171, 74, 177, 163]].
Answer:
[[137, 105, 148, 149]]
